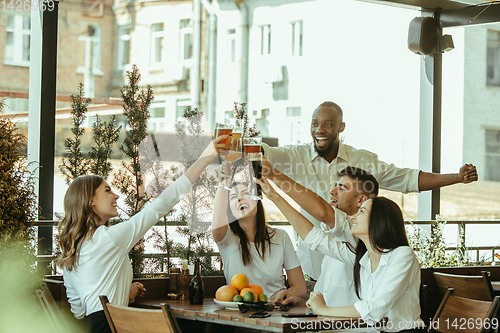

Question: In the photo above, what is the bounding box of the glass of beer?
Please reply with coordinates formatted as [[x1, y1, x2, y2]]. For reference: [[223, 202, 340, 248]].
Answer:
[[243, 137, 263, 200], [247, 152, 262, 200], [243, 137, 262, 157], [213, 121, 233, 146], [213, 121, 232, 188], [223, 119, 244, 190]]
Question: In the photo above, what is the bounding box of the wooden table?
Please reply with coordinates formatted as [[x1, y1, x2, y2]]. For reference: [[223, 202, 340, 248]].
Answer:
[[134, 298, 370, 332]]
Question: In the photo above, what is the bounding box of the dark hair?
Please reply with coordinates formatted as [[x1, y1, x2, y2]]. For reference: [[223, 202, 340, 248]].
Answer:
[[316, 101, 343, 121], [348, 196, 409, 299], [227, 182, 276, 266], [338, 166, 379, 198]]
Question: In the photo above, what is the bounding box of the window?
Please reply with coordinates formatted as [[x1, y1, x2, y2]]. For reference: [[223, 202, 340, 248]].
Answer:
[[148, 101, 166, 132], [4, 14, 30, 66], [485, 129, 500, 181], [180, 19, 192, 62], [487, 30, 500, 86], [286, 107, 302, 144], [260, 25, 271, 55], [176, 99, 191, 119], [151, 23, 164, 65], [255, 109, 269, 137], [227, 29, 236, 62], [291, 21, 303, 56], [117, 25, 131, 69], [76, 25, 102, 75]]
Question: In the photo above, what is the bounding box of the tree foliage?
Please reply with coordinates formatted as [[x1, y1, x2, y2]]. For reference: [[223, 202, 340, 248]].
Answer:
[[88, 115, 121, 179], [112, 65, 154, 277], [407, 215, 475, 267], [59, 83, 90, 184]]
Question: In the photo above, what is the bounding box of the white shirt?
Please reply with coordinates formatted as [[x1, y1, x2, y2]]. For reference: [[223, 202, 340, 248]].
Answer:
[[312, 208, 359, 307], [304, 227, 424, 332], [63, 175, 192, 319], [262, 141, 420, 279], [217, 226, 301, 298]]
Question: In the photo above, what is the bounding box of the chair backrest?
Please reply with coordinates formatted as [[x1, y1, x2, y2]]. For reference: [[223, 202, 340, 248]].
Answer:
[[99, 295, 182, 333], [428, 288, 500, 333], [36, 283, 71, 333], [431, 269, 495, 301]]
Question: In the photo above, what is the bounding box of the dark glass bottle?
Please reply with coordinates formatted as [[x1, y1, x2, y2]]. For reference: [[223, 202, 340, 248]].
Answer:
[[189, 258, 204, 304]]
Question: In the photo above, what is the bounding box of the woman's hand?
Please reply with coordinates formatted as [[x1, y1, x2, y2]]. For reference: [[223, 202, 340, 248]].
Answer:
[[129, 282, 147, 304], [305, 291, 326, 315], [200, 135, 230, 162], [255, 177, 279, 201]]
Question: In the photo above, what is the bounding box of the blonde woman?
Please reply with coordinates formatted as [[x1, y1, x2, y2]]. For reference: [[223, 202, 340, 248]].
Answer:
[[56, 136, 228, 333]]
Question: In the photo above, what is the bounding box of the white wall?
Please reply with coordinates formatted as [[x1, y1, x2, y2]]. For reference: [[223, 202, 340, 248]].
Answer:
[[215, 0, 422, 169]]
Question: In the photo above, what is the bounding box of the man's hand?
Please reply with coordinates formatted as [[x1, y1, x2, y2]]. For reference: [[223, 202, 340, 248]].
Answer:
[[272, 289, 306, 306], [459, 164, 478, 184], [129, 282, 147, 304]]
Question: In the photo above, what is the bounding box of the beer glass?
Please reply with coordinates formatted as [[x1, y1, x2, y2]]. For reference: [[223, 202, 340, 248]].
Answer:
[[243, 137, 262, 200]]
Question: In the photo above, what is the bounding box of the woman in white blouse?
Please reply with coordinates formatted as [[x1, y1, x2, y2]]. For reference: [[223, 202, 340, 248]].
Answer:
[[257, 177, 425, 333], [212, 179, 307, 300], [56, 136, 228, 333]]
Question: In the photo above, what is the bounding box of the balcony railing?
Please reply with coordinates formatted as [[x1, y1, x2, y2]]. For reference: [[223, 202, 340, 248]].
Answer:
[[33, 219, 500, 274]]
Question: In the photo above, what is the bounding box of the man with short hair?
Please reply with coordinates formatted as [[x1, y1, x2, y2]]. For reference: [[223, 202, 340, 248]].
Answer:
[[268, 164, 379, 306], [262, 101, 478, 281]]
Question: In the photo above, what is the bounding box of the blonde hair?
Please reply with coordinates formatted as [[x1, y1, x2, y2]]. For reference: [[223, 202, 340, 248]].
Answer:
[[55, 175, 105, 271]]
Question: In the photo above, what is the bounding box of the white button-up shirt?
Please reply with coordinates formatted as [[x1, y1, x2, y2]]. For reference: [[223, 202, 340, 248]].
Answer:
[[304, 226, 424, 332], [312, 208, 359, 306], [262, 141, 420, 279]]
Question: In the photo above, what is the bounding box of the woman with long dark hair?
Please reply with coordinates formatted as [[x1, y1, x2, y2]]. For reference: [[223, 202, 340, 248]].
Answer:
[[56, 136, 228, 333], [212, 178, 307, 299], [258, 177, 424, 332]]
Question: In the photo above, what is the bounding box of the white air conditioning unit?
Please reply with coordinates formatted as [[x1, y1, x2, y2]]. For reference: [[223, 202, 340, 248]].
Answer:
[[263, 65, 284, 83]]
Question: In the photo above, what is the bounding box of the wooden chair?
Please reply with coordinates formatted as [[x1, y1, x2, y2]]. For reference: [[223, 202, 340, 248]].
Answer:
[[430, 269, 496, 301], [428, 288, 500, 333], [99, 295, 182, 333], [35, 283, 72, 333]]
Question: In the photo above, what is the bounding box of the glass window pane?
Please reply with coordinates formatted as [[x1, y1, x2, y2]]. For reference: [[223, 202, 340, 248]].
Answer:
[[7, 16, 14, 28], [155, 37, 163, 62], [23, 35, 30, 61], [5, 32, 14, 61], [23, 16, 30, 30], [183, 33, 191, 59]]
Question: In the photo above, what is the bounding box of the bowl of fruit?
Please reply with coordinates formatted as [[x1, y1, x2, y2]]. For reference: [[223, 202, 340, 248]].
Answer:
[[214, 273, 268, 310]]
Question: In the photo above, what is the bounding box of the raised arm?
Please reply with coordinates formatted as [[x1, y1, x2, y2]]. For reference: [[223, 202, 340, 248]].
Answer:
[[418, 164, 478, 191], [256, 178, 314, 240], [184, 135, 230, 184], [212, 185, 230, 243], [261, 156, 335, 225]]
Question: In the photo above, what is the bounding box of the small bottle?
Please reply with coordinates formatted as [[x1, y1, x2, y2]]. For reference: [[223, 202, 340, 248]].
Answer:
[[189, 258, 204, 304]]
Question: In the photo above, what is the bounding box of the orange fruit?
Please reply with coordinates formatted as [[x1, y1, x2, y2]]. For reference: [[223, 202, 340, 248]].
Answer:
[[230, 273, 249, 291], [249, 284, 263, 296], [215, 285, 238, 302], [239, 287, 257, 301]]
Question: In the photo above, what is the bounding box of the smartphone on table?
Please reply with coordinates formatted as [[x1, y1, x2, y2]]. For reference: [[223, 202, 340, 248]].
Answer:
[[281, 312, 318, 318]]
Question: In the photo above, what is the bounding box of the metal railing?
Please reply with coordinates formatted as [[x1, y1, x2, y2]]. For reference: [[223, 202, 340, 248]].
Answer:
[[34, 219, 500, 273]]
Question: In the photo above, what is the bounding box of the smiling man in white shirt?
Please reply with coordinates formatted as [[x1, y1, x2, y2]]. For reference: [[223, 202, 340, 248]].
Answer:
[[261, 101, 478, 281], [271, 164, 379, 306]]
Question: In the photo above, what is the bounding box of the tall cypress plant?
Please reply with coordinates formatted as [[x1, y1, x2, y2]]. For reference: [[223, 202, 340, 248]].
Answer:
[[112, 65, 154, 277], [59, 83, 90, 184]]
